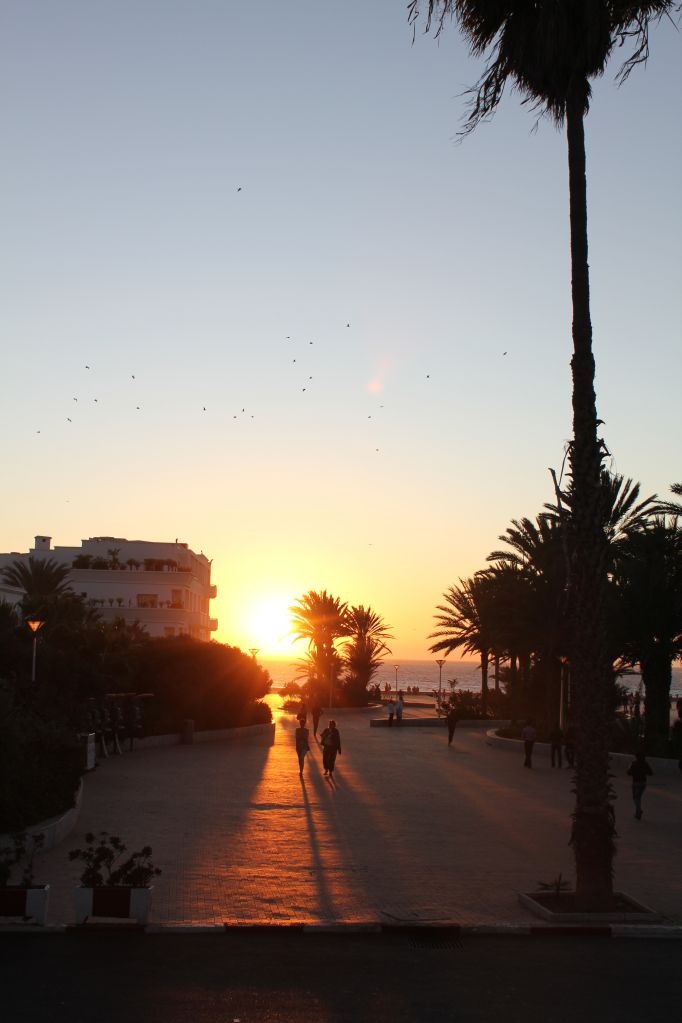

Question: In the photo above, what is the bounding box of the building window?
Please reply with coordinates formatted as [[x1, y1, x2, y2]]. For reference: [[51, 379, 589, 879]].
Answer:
[[164, 627, 176, 638], [170, 589, 183, 609], [137, 594, 158, 608]]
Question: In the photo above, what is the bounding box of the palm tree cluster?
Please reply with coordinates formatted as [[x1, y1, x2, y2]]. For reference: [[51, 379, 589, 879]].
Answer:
[[289, 590, 393, 705], [430, 474, 681, 751], [410, 0, 679, 910]]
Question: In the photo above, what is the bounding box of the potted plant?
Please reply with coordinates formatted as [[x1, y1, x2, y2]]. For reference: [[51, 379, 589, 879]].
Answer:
[[69, 831, 161, 924], [0, 833, 49, 925]]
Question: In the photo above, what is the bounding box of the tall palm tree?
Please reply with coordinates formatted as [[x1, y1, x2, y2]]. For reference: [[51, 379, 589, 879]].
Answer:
[[289, 590, 349, 703], [408, 0, 677, 907], [614, 517, 682, 752], [342, 605, 393, 704], [429, 574, 496, 712], [1, 557, 73, 616], [488, 516, 569, 719]]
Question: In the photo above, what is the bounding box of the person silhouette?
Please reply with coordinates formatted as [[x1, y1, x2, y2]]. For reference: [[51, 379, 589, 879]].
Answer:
[[320, 719, 342, 777], [627, 750, 653, 820], [446, 706, 458, 746], [295, 720, 310, 778], [521, 719, 537, 768]]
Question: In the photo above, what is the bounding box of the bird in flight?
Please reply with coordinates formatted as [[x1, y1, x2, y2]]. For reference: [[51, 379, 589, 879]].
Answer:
[[237, 186, 242, 192], [503, 351, 507, 356]]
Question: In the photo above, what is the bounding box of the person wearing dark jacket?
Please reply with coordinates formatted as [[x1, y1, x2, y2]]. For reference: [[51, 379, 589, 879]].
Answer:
[[627, 751, 653, 820], [446, 706, 458, 746], [320, 720, 342, 777]]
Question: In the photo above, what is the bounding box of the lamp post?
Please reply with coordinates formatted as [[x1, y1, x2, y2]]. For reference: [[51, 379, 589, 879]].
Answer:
[[248, 647, 260, 660], [435, 658, 447, 712], [26, 618, 45, 683], [394, 664, 399, 697]]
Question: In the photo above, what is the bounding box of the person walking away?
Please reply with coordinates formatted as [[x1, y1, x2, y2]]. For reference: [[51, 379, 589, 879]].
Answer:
[[395, 693, 404, 725], [295, 720, 310, 777], [627, 750, 653, 820], [298, 700, 308, 726], [320, 719, 341, 777], [387, 698, 395, 727], [446, 705, 458, 746], [564, 724, 576, 768], [549, 722, 563, 768], [521, 719, 536, 769], [311, 703, 323, 738]]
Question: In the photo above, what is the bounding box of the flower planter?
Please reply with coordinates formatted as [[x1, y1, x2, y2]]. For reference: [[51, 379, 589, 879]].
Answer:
[[518, 890, 662, 923], [0, 885, 50, 925], [74, 885, 153, 924]]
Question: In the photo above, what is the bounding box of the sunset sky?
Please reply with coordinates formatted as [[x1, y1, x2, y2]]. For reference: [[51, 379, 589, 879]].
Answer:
[[1, 2, 680, 659]]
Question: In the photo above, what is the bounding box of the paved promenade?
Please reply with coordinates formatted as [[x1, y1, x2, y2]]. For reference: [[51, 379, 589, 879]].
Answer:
[[34, 700, 682, 928]]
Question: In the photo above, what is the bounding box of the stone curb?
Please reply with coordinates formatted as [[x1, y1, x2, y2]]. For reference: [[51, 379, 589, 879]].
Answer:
[[3, 922, 680, 939]]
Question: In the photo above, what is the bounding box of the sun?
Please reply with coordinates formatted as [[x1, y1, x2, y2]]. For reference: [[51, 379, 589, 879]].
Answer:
[[242, 595, 297, 658]]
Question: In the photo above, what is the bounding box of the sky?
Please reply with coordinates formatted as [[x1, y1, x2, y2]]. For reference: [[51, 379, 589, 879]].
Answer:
[[1, 1, 680, 660]]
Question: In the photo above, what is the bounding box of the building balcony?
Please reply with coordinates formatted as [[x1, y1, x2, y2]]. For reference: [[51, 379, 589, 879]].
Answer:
[[209, 584, 217, 598], [209, 618, 218, 631]]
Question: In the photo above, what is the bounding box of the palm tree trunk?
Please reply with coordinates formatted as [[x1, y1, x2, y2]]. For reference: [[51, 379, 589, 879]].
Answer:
[[642, 648, 673, 755], [566, 91, 615, 907]]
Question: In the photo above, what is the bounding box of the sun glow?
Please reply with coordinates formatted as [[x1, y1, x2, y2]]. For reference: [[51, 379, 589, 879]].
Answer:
[[240, 595, 297, 657]]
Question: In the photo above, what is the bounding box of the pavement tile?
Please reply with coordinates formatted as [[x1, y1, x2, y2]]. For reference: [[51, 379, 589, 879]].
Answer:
[[25, 701, 682, 929]]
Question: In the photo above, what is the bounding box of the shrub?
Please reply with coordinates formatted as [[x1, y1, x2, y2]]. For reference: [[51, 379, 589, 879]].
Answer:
[[69, 832, 161, 887], [0, 682, 83, 832]]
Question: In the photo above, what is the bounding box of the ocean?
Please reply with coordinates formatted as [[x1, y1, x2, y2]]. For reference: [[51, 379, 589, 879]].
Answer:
[[261, 657, 682, 700]]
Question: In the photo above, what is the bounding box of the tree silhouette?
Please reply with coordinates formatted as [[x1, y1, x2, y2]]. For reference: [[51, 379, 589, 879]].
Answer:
[[409, 0, 677, 908]]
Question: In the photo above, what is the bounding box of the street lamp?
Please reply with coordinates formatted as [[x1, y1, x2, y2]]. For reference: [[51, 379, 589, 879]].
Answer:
[[394, 664, 399, 697], [435, 658, 447, 711], [248, 648, 260, 660], [26, 618, 45, 683]]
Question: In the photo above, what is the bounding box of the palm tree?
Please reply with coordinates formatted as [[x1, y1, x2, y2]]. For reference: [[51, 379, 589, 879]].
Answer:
[[289, 590, 349, 704], [654, 482, 682, 518], [1, 557, 73, 616], [429, 574, 497, 712], [342, 605, 393, 704], [614, 517, 682, 752], [488, 516, 569, 719], [408, 0, 677, 907]]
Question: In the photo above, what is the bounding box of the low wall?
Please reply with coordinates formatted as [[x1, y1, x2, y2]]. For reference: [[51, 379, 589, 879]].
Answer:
[[135, 722, 275, 750], [486, 729, 682, 778], [370, 717, 509, 729]]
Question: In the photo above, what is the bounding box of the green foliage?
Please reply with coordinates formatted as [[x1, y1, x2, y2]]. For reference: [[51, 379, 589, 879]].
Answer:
[[537, 873, 572, 899], [69, 831, 161, 887], [0, 681, 83, 832], [132, 637, 272, 733], [0, 832, 46, 887]]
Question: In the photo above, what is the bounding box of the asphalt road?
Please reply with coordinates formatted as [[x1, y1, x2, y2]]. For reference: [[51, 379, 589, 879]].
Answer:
[[2, 932, 679, 1023]]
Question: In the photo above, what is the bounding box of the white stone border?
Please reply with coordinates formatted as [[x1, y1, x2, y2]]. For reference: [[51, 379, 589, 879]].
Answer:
[[486, 729, 682, 776]]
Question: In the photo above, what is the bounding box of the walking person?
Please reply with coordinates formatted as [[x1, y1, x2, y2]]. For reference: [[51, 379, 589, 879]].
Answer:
[[521, 718, 537, 769], [395, 692, 404, 725], [297, 700, 308, 726], [446, 705, 458, 746], [311, 703, 323, 739], [387, 698, 395, 727], [320, 719, 342, 777], [549, 722, 563, 768], [627, 750, 653, 820], [295, 719, 310, 778]]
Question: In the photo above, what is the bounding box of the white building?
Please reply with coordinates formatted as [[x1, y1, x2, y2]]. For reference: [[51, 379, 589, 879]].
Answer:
[[0, 535, 218, 641]]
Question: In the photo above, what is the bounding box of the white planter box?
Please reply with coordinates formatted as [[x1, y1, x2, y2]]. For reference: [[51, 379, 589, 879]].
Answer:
[[74, 885, 153, 924], [0, 885, 50, 926]]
